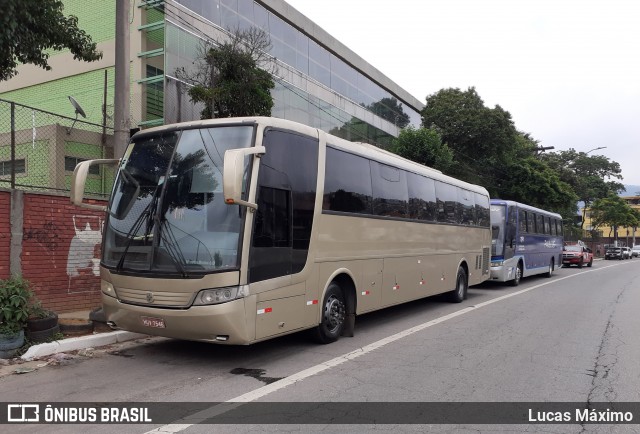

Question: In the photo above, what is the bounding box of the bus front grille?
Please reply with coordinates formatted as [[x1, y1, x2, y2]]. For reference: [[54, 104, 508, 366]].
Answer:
[[115, 287, 193, 307]]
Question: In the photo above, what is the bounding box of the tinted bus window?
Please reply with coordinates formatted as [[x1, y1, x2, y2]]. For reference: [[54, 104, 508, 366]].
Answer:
[[458, 188, 476, 225], [536, 214, 544, 234], [518, 209, 528, 233], [474, 193, 490, 227], [435, 181, 458, 223], [544, 217, 551, 235], [408, 173, 437, 221], [371, 161, 408, 218], [250, 129, 319, 282], [324, 147, 372, 214], [527, 213, 536, 233]]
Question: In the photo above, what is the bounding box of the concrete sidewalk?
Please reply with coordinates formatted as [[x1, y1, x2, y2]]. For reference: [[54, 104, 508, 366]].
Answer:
[[20, 330, 148, 360]]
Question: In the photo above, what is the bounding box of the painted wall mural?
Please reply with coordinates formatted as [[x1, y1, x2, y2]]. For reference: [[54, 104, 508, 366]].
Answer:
[[66, 215, 103, 292]]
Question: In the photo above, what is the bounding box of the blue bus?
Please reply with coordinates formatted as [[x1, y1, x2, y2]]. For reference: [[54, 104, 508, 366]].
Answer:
[[489, 200, 563, 286]]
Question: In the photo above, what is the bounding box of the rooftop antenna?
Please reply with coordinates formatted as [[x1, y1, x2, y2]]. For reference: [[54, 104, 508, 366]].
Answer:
[[67, 96, 87, 134]]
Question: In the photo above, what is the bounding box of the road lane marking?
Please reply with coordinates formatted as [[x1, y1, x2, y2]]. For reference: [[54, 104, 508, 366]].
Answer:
[[147, 261, 629, 432]]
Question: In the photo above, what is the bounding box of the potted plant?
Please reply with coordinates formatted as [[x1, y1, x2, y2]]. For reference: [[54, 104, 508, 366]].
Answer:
[[26, 298, 59, 343], [0, 276, 30, 357]]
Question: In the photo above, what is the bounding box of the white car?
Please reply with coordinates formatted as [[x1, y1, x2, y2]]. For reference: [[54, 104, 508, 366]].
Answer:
[[631, 245, 640, 258]]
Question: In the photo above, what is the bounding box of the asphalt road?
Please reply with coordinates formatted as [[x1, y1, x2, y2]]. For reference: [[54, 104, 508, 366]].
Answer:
[[2, 258, 640, 433]]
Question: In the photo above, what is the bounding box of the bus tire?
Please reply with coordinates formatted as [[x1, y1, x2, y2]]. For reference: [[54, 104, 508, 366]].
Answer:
[[447, 267, 468, 303], [510, 262, 523, 286], [545, 258, 554, 278], [314, 283, 346, 344]]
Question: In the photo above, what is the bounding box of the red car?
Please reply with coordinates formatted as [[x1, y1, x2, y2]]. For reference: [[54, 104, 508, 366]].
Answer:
[[562, 244, 593, 268]]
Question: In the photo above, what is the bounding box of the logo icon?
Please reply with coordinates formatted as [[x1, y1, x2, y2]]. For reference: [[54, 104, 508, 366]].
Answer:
[[7, 404, 40, 422], [146, 292, 154, 303]]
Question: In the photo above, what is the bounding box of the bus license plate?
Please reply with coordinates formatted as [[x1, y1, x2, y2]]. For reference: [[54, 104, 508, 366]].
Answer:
[[141, 316, 165, 328]]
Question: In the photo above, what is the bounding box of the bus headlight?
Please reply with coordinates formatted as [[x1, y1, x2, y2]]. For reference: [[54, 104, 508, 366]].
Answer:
[[193, 286, 248, 306], [102, 281, 116, 298]]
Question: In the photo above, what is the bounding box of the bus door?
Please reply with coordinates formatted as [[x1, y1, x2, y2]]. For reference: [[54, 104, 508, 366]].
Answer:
[[504, 205, 517, 261], [248, 128, 319, 339]]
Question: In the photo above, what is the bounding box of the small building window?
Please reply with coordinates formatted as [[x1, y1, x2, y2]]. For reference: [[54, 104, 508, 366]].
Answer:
[[0, 159, 26, 176], [65, 157, 99, 175]]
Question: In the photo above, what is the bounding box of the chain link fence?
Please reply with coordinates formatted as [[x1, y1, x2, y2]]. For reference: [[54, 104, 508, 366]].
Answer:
[[0, 99, 115, 197]]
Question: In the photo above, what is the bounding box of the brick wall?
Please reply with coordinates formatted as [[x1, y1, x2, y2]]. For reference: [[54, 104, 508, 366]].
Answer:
[[19, 192, 107, 313], [0, 190, 10, 279]]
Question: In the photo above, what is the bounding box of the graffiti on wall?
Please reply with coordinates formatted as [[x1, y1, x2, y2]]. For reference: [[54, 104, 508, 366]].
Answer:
[[23, 221, 61, 269], [66, 215, 102, 293], [24, 221, 61, 252]]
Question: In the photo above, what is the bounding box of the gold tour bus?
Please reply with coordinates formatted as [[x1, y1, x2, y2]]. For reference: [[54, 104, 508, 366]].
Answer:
[[71, 117, 491, 345]]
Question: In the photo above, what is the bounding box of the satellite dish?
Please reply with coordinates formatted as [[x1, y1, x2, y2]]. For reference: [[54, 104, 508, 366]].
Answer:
[[67, 96, 87, 134], [68, 96, 87, 118]]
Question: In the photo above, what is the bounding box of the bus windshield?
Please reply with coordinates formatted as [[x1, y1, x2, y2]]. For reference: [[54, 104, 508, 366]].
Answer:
[[490, 204, 506, 257], [103, 125, 254, 275]]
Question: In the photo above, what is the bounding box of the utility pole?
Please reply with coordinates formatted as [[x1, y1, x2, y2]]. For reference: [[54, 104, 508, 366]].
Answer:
[[113, 0, 130, 159]]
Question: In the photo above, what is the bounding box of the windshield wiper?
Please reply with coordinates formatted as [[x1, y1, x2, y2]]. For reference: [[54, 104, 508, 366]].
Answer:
[[158, 219, 189, 278], [115, 184, 161, 272]]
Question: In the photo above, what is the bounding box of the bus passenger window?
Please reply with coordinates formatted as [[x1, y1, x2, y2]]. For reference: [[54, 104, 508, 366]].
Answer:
[[371, 161, 408, 218], [408, 173, 437, 221], [435, 181, 458, 224], [324, 147, 372, 214], [518, 209, 528, 233]]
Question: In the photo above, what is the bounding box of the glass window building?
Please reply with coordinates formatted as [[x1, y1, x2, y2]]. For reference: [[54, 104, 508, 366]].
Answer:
[[151, 0, 424, 148], [0, 0, 424, 151]]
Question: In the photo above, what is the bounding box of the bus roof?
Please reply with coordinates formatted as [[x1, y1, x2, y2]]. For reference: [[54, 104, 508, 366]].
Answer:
[[132, 117, 490, 197], [490, 199, 562, 219]]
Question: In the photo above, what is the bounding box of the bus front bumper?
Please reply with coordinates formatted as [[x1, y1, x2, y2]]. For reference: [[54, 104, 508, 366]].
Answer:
[[490, 263, 515, 282], [102, 294, 253, 345]]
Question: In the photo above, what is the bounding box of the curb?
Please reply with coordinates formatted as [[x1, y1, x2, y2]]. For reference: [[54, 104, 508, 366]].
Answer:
[[20, 331, 149, 361]]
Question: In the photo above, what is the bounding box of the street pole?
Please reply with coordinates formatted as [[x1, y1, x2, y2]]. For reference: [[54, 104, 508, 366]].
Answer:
[[113, 0, 130, 160]]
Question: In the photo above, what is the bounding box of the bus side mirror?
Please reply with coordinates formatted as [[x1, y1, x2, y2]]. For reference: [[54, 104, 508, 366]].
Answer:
[[70, 159, 120, 211], [223, 146, 265, 210]]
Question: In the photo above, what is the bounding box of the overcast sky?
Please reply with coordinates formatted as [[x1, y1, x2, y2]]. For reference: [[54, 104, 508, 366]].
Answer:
[[286, 0, 640, 186]]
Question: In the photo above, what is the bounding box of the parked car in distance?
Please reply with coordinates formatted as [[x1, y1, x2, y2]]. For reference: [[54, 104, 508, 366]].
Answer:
[[562, 244, 593, 268], [622, 247, 631, 259], [605, 247, 624, 260], [631, 245, 640, 258]]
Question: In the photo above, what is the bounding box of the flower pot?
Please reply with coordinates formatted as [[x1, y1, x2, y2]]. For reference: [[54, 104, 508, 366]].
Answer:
[[0, 329, 25, 359], [26, 325, 60, 343], [27, 311, 59, 332], [59, 318, 94, 336]]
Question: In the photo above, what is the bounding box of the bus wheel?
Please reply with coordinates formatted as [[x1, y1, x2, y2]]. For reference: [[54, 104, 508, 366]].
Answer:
[[314, 283, 346, 344], [447, 267, 468, 303], [545, 259, 554, 278], [510, 262, 523, 286]]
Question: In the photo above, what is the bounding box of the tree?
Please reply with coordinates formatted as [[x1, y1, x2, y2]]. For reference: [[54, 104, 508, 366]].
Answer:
[[541, 149, 624, 228], [590, 195, 638, 241], [175, 27, 275, 119], [0, 0, 102, 81], [421, 87, 519, 192], [391, 127, 454, 173], [498, 157, 578, 218]]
